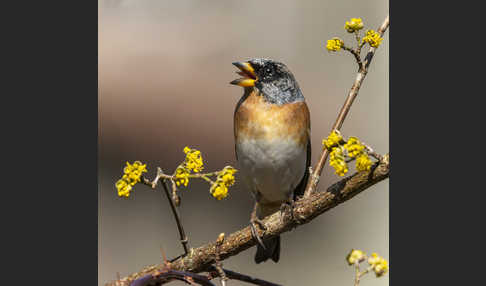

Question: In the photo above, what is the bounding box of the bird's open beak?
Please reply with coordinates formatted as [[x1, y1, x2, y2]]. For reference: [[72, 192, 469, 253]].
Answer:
[[230, 62, 256, 87]]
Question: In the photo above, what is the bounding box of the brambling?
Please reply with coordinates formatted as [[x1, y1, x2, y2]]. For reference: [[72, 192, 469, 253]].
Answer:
[[231, 58, 311, 263]]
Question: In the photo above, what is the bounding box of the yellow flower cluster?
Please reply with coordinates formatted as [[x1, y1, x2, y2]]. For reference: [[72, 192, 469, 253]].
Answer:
[[326, 38, 343, 52], [356, 154, 372, 172], [368, 253, 389, 277], [343, 137, 364, 157], [115, 180, 132, 198], [183, 146, 204, 172], [346, 250, 389, 278], [347, 249, 366, 265], [330, 146, 348, 176], [115, 148, 237, 202], [363, 29, 383, 48], [175, 166, 190, 187], [343, 137, 372, 172], [174, 146, 205, 187], [344, 18, 364, 33], [115, 161, 147, 197], [323, 130, 343, 149], [210, 166, 237, 200], [324, 133, 375, 175]]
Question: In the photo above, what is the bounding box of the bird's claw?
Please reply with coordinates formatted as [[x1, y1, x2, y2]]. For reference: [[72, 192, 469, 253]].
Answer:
[[250, 219, 267, 251], [280, 200, 302, 225]]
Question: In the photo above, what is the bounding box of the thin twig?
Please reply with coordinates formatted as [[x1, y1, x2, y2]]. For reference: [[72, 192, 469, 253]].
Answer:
[[170, 179, 180, 206], [354, 31, 361, 47], [345, 157, 356, 163], [161, 177, 190, 255], [354, 265, 373, 286], [342, 45, 363, 70], [354, 31, 365, 56], [211, 268, 283, 286], [143, 167, 190, 255], [354, 263, 360, 286], [105, 154, 389, 286], [362, 143, 383, 161], [303, 15, 389, 198]]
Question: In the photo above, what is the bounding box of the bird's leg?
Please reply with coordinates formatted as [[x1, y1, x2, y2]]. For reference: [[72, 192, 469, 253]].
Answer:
[[250, 203, 267, 251], [280, 193, 302, 225]]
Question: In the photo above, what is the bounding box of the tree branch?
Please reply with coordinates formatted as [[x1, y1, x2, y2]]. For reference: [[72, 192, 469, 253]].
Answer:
[[106, 154, 389, 286], [303, 15, 389, 198]]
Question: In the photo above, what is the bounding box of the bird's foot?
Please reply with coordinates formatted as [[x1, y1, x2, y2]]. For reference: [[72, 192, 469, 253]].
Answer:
[[280, 200, 302, 225], [250, 218, 267, 251]]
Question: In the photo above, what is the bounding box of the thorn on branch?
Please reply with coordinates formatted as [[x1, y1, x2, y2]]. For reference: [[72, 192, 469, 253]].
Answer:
[[213, 233, 227, 286], [160, 246, 171, 270]]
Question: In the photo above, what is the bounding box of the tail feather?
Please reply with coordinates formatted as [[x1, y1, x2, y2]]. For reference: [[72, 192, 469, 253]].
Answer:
[[255, 236, 280, 264]]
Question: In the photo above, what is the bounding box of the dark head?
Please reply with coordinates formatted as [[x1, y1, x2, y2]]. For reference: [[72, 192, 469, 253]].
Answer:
[[231, 58, 304, 105]]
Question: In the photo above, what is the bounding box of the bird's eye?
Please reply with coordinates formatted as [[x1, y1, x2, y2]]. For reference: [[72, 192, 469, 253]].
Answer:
[[263, 66, 274, 81]]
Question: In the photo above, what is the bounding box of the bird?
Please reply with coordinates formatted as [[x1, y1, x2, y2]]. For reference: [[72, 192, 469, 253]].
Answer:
[[231, 58, 311, 264]]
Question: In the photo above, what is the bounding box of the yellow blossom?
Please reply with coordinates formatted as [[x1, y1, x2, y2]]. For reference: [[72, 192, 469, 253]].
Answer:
[[183, 146, 204, 172], [368, 253, 389, 277], [356, 153, 372, 172], [123, 161, 147, 182], [210, 166, 238, 200], [116, 179, 133, 198], [346, 249, 366, 265], [326, 37, 343, 52], [343, 137, 365, 158], [363, 29, 383, 48], [368, 252, 380, 265], [116, 161, 147, 198], [219, 166, 237, 186], [344, 18, 364, 33], [210, 183, 228, 200], [329, 146, 348, 176], [323, 130, 343, 149], [175, 166, 190, 187], [374, 260, 389, 277], [127, 170, 142, 185]]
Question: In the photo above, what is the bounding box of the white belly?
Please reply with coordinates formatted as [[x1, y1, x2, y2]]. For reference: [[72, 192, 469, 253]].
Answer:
[[236, 137, 307, 203]]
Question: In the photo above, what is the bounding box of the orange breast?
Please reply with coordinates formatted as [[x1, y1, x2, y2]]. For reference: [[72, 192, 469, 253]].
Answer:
[[234, 89, 310, 146]]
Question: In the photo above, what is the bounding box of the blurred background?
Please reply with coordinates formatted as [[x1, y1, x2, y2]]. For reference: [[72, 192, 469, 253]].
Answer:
[[98, 0, 388, 285]]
